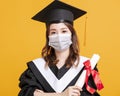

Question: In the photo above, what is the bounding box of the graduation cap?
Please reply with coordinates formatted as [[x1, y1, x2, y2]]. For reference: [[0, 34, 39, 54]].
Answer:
[[32, 0, 87, 25]]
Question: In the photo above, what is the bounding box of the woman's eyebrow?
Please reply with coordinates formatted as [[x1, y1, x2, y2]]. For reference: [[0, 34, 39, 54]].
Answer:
[[50, 29, 56, 31], [61, 28, 68, 30]]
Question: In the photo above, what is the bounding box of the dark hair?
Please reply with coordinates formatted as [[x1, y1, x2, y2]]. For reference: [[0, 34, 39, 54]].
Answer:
[[42, 22, 80, 67]]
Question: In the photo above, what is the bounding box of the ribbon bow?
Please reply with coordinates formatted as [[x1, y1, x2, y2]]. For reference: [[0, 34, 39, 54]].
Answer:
[[83, 60, 104, 94]]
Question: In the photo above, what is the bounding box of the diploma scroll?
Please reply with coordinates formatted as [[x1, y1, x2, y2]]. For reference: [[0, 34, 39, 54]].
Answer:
[[75, 54, 100, 88]]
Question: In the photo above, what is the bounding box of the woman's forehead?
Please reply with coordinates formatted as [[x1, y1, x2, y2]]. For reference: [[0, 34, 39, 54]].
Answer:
[[50, 23, 68, 29]]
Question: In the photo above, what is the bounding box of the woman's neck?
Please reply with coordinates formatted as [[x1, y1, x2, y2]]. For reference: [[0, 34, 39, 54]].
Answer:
[[55, 49, 70, 68]]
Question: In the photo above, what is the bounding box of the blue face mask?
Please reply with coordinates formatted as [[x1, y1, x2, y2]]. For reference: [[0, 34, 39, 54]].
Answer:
[[48, 34, 72, 51]]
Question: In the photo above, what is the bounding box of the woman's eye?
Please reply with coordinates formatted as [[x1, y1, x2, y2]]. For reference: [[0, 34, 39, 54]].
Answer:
[[62, 30, 67, 33], [50, 32, 56, 34]]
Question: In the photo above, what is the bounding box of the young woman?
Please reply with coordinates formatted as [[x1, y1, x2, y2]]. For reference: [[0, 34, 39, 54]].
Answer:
[[18, 1, 103, 96]]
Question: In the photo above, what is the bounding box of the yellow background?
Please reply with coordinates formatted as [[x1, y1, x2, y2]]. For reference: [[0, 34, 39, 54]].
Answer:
[[0, 0, 120, 95]]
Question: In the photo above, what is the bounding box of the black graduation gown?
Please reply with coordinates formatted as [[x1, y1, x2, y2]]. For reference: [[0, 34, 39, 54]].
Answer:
[[18, 57, 100, 96]]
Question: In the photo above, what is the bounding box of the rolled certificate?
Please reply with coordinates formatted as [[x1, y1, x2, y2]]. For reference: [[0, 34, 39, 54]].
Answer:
[[75, 54, 100, 88]]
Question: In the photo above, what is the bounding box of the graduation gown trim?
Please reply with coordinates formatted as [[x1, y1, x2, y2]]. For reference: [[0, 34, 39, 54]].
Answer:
[[29, 56, 89, 93]]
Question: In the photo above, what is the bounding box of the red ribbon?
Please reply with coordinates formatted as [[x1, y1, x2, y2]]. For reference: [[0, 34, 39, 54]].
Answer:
[[83, 60, 104, 94]]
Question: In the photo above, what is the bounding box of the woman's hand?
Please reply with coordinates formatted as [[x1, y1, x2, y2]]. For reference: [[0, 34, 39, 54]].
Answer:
[[63, 86, 82, 96], [34, 86, 82, 96], [34, 89, 43, 96]]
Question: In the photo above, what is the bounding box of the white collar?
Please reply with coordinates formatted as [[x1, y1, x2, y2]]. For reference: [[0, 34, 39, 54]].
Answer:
[[32, 56, 89, 92]]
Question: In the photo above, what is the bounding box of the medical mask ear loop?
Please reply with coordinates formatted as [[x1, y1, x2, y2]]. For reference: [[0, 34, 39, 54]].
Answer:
[[48, 46, 52, 54]]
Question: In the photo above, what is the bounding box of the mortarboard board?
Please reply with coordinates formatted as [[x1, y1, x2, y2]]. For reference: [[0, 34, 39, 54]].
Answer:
[[32, 0, 87, 25]]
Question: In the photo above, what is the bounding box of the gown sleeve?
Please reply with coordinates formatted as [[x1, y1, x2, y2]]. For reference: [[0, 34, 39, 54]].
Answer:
[[18, 68, 43, 96], [80, 65, 100, 96]]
